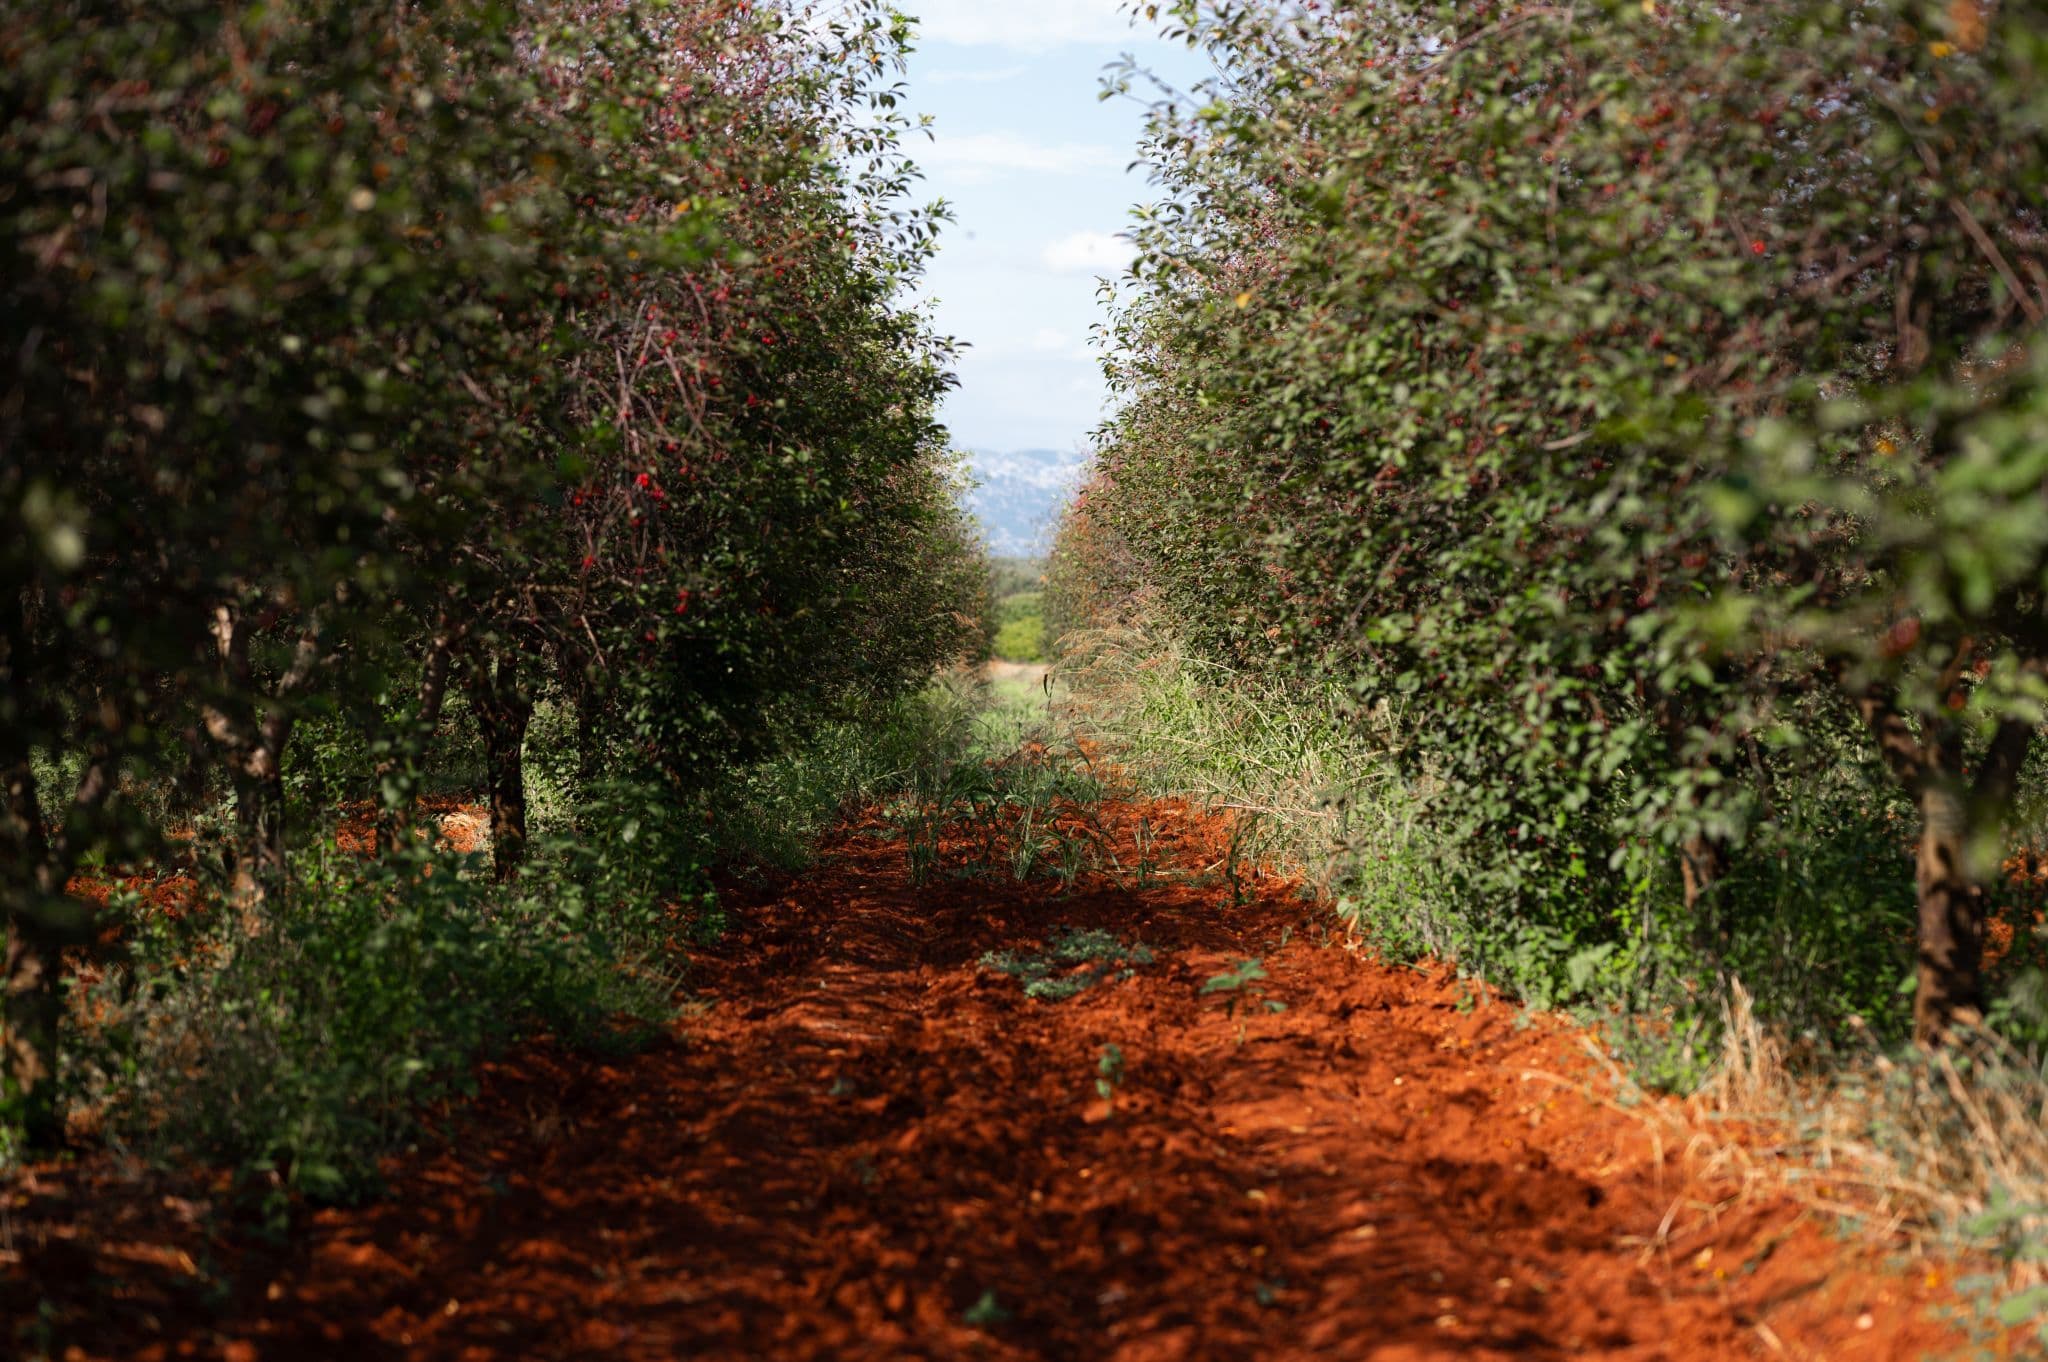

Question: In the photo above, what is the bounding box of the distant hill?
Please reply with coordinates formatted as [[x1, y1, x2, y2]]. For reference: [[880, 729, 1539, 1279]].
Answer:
[[964, 448, 1088, 558]]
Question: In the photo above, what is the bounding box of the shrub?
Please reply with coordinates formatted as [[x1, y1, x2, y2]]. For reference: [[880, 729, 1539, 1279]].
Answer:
[[79, 844, 667, 1209]]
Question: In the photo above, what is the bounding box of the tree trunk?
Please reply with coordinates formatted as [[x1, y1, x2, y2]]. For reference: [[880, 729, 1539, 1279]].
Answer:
[[376, 621, 461, 856], [1, 757, 61, 1149], [224, 695, 294, 933], [1913, 781, 1984, 1044], [3, 598, 119, 1149], [470, 650, 533, 884], [3, 908, 61, 1149], [1680, 831, 1731, 950], [229, 750, 288, 932], [1860, 678, 2034, 1046], [482, 707, 530, 884], [206, 606, 320, 933]]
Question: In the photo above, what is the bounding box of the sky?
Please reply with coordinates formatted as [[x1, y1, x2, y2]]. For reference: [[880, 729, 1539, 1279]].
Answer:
[[883, 2, 1209, 456]]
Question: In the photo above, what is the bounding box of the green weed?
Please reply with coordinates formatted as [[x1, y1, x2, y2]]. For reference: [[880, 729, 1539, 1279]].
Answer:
[[980, 927, 1157, 1002], [1201, 958, 1286, 1020], [76, 838, 669, 1216], [1096, 1043, 1126, 1112]]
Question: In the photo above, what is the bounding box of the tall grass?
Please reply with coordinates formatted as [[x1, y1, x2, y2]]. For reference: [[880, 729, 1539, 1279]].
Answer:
[[1671, 992, 2048, 1343], [1055, 628, 1423, 889], [1699, 990, 2048, 1248], [697, 679, 993, 872]]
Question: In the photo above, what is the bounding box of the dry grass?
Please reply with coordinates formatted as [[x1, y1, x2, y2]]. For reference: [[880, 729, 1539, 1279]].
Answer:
[[1543, 979, 2048, 1335], [1683, 987, 2048, 1264]]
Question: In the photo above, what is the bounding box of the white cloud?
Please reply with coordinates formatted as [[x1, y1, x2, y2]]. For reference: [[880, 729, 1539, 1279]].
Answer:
[[916, 132, 1124, 184], [953, 325, 1098, 362], [910, 1, 1137, 50], [926, 64, 1030, 85], [1041, 230, 1134, 276]]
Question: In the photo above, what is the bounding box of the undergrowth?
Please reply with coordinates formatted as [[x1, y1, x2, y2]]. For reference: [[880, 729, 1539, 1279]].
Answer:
[[694, 682, 995, 874], [1677, 990, 2048, 1347], [68, 838, 679, 1217], [48, 674, 1022, 1211]]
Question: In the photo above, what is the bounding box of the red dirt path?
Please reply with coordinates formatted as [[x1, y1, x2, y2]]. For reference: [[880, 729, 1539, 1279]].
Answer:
[[2, 799, 1994, 1360]]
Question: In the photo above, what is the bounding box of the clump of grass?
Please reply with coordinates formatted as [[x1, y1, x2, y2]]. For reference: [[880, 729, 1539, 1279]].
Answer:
[[980, 926, 1157, 1002], [697, 678, 990, 873], [1701, 988, 2048, 1250], [1054, 625, 1441, 932], [1559, 984, 2048, 1346]]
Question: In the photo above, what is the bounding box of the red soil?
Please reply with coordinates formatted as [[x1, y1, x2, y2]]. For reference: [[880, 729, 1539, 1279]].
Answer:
[[334, 797, 492, 857], [1, 798, 2003, 1359]]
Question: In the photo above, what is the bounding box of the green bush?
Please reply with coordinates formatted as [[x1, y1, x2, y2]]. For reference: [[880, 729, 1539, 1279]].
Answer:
[[1054, 623, 2048, 1080], [64, 673, 1013, 1207], [993, 615, 1047, 664], [80, 844, 667, 1210]]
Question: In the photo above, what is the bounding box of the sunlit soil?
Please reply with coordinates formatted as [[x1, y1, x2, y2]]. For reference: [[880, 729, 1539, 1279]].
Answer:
[[2, 797, 2006, 1360]]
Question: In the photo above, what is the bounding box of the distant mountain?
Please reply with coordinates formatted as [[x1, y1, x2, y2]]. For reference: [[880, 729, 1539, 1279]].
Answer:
[[964, 448, 1088, 558]]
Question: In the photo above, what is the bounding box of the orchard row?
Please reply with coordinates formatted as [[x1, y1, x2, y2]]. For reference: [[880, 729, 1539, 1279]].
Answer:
[[1053, 0, 2048, 1049], [0, 1, 985, 1148]]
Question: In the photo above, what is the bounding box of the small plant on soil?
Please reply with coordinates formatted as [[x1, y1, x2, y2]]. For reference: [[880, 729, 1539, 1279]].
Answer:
[[1201, 959, 1287, 1019], [1006, 803, 1057, 882], [1096, 1043, 1126, 1113], [903, 814, 941, 887], [1132, 813, 1159, 889], [980, 927, 1156, 1002], [1052, 830, 1091, 891]]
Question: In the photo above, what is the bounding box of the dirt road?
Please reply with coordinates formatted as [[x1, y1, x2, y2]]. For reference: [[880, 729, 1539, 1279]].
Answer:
[[4, 798, 1978, 1360]]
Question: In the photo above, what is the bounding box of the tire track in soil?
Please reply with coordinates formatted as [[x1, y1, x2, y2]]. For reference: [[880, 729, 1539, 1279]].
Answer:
[[6, 799, 1979, 1360]]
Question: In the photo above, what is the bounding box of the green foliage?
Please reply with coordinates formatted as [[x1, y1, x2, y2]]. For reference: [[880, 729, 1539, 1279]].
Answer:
[[699, 681, 988, 873], [989, 565, 1049, 661], [1060, 621, 1951, 1077], [1095, 1042, 1126, 1102], [1198, 959, 1268, 996], [0, 0, 988, 1156], [1952, 1193, 2048, 1355], [534, 771, 723, 944], [60, 673, 1017, 1205], [1201, 957, 1286, 1018], [1060, 0, 2048, 1047], [992, 616, 1048, 664], [80, 843, 668, 1209], [979, 927, 1157, 1002]]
